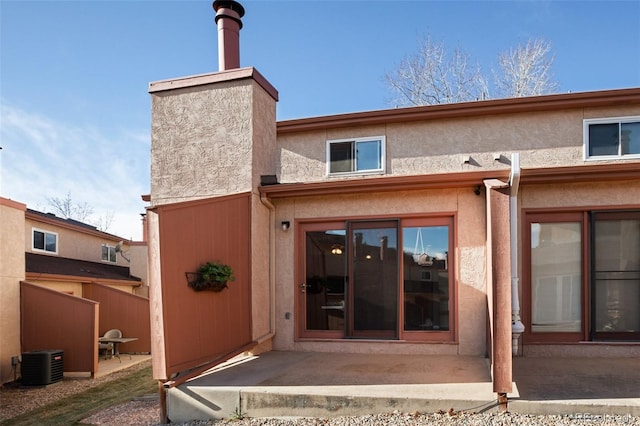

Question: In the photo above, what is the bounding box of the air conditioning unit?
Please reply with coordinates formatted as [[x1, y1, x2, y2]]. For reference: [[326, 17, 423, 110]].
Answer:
[[21, 349, 64, 386]]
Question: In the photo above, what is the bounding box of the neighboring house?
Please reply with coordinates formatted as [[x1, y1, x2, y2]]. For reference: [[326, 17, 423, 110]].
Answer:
[[0, 198, 149, 384], [146, 0, 640, 414], [24, 208, 146, 295]]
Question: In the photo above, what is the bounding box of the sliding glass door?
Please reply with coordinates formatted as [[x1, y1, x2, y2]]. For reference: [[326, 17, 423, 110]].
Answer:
[[299, 221, 399, 339], [348, 221, 399, 339], [525, 210, 640, 342], [298, 218, 454, 342]]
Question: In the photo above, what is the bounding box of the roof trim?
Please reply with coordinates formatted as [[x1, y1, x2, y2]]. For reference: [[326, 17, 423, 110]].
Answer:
[[259, 162, 640, 199], [277, 88, 640, 134], [259, 170, 509, 198], [0, 197, 27, 211], [25, 272, 142, 287], [148, 66, 279, 101], [25, 210, 129, 242]]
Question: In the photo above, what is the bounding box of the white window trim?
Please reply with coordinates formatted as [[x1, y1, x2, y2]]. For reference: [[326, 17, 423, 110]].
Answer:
[[583, 115, 640, 161], [101, 244, 117, 263], [32, 227, 58, 254], [326, 136, 386, 177]]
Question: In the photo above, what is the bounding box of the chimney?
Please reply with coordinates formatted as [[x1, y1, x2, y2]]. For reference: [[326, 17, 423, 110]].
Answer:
[[212, 0, 245, 71]]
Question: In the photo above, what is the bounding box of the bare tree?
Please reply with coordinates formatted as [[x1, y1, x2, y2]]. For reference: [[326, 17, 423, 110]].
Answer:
[[493, 38, 558, 98], [48, 192, 93, 222], [92, 211, 115, 233], [385, 35, 488, 107], [47, 192, 114, 232], [385, 36, 557, 106]]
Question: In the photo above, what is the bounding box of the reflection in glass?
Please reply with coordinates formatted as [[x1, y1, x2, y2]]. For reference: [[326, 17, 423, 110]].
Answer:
[[594, 218, 640, 333], [356, 140, 382, 171], [621, 122, 640, 155], [589, 123, 619, 156], [403, 226, 449, 331], [531, 222, 581, 332], [305, 230, 346, 331], [351, 225, 398, 337], [329, 142, 353, 173]]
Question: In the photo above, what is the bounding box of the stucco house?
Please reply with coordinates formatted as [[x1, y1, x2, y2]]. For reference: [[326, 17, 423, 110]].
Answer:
[[0, 197, 150, 383], [146, 1, 640, 419]]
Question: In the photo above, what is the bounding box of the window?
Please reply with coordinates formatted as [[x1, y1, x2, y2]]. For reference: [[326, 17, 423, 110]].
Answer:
[[327, 136, 385, 175], [102, 244, 117, 263], [584, 116, 640, 159], [402, 220, 452, 338], [525, 210, 640, 342], [32, 229, 58, 254]]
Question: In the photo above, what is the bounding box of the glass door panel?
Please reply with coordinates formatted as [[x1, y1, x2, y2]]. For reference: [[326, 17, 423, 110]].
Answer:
[[402, 226, 450, 331], [592, 214, 640, 340], [348, 221, 398, 339], [303, 228, 346, 335], [530, 222, 582, 332]]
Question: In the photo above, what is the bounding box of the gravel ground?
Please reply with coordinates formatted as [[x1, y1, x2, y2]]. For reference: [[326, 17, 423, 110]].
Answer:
[[178, 412, 640, 426], [0, 359, 156, 424], [3, 360, 640, 425]]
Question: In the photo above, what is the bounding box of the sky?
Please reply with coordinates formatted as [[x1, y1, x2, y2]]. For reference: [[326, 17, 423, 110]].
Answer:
[[1, 0, 639, 241]]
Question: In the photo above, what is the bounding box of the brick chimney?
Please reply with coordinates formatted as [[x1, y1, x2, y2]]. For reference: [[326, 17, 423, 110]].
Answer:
[[212, 0, 245, 71]]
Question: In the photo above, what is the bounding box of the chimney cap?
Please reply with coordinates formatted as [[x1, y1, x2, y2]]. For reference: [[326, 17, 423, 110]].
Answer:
[[212, 0, 245, 17]]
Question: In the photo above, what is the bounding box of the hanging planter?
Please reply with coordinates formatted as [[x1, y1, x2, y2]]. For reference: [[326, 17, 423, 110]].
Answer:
[[186, 261, 235, 292], [412, 228, 433, 267]]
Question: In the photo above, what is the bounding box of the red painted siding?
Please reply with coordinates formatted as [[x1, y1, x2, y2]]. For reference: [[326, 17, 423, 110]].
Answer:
[[21, 282, 99, 374], [157, 193, 252, 378], [83, 283, 151, 354]]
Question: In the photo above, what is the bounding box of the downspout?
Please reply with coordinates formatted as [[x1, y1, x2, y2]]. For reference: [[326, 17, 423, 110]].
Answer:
[[257, 193, 276, 344], [509, 153, 525, 355]]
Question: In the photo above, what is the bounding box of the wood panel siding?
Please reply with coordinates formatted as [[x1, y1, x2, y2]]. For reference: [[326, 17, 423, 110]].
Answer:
[[21, 282, 99, 374], [83, 283, 151, 354], [156, 193, 253, 379]]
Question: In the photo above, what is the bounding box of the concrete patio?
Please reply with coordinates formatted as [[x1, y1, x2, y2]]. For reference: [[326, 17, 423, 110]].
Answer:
[[165, 351, 640, 423]]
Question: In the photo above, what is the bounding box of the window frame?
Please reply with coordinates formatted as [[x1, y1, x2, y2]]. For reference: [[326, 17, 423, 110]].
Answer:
[[326, 136, 386, 176], [101, 244, 117, 263], [583, 116, 640, 160], [32, 228, 59, 254]]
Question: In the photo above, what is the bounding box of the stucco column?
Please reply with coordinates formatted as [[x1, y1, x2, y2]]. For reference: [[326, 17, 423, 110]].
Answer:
[[484, 179, 512, 397]]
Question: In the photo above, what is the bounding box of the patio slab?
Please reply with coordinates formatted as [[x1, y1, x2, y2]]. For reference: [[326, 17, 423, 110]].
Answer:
[[167, 351, 497, 422], [166, 351, 640, 422]]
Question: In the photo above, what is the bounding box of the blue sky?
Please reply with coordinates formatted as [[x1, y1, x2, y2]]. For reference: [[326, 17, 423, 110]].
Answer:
[[1, 0, 639, 240]]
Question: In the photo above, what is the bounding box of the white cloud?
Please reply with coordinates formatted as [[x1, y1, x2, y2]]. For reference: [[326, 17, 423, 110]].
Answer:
[[0, 101, 149, 240]]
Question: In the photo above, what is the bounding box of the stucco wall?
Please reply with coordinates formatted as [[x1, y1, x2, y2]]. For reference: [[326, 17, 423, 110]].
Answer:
[[521, 180, 640, 210], [0, 198, 26, 384], [277, 105, 639, 184], [128, 243, 148, 293], [272, 188, 488, 356], [150, 79, 255, 206]]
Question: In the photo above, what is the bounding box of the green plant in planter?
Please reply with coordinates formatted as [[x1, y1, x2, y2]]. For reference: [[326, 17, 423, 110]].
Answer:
[[187, 261, 235, 292], [198, 261, 235, 283]]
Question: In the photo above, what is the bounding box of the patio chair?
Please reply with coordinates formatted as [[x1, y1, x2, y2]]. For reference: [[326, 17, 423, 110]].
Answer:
[[99, 328, 122, 359]]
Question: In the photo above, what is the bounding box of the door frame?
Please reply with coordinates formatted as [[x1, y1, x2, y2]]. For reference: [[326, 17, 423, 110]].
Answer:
[[295, 215, 457, 343]]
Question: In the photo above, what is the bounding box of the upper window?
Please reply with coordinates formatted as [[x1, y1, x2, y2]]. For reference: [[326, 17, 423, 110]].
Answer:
[[327, 136, 385, 176], [102, 244, 117, 263], [584, 116, 640, 160], [32, 229, 58, 254]]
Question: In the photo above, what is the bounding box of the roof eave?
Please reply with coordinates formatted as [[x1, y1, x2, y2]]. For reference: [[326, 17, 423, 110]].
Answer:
[[277, 88, 640, 134]]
